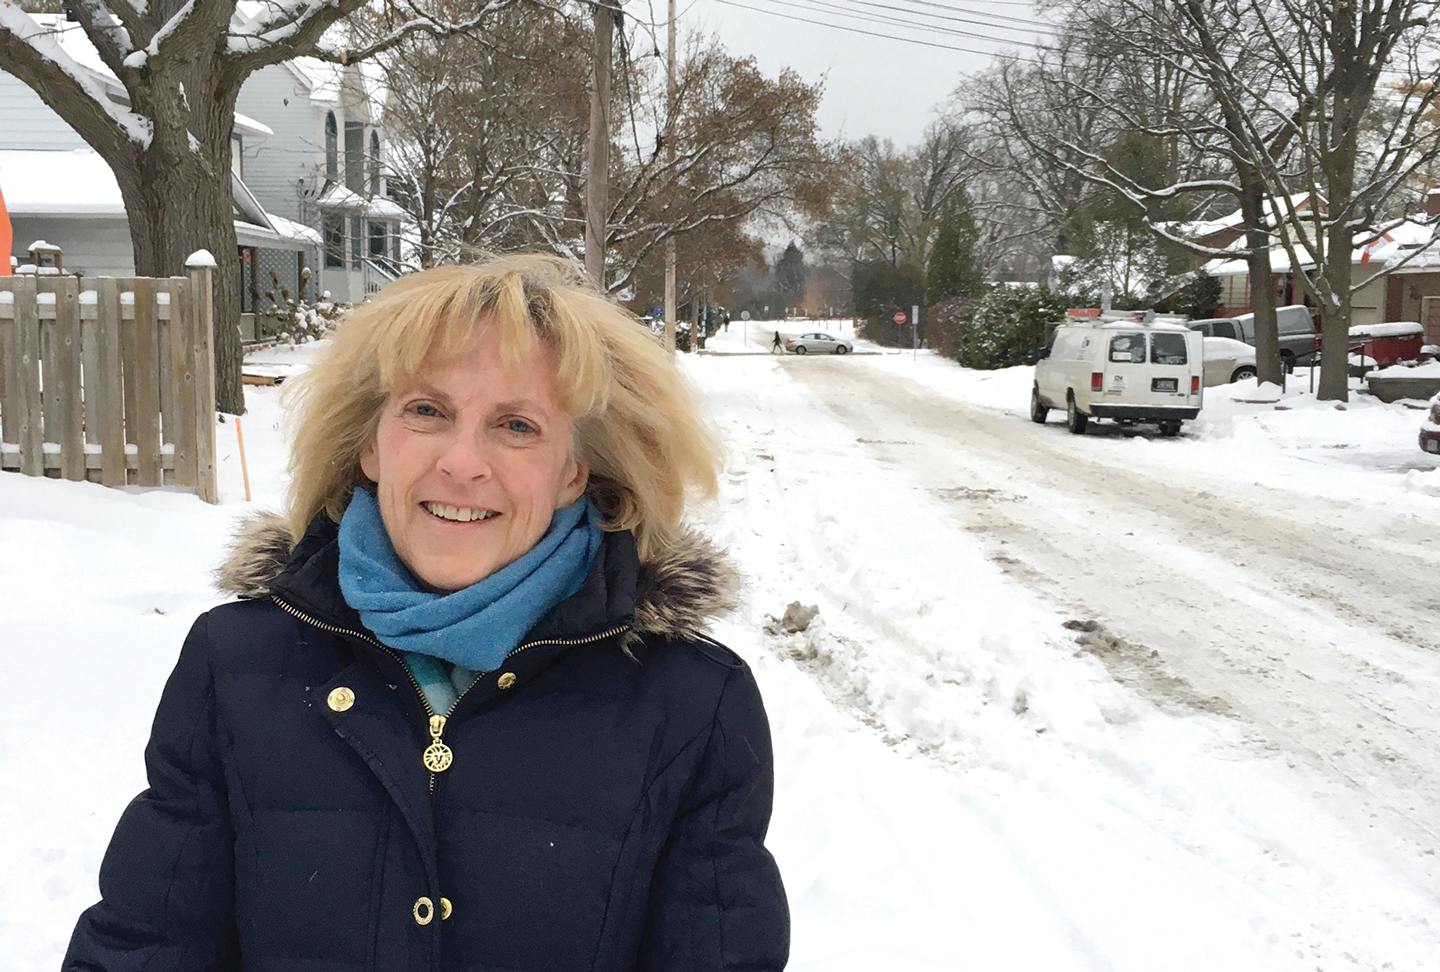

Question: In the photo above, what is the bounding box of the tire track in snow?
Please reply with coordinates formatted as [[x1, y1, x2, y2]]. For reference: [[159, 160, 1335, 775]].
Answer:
[[781, 354, 1440, 890]]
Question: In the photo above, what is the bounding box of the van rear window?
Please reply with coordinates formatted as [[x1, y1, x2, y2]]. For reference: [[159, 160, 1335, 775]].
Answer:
[[1109, 334, 1146, 363], [1151, 332, 1189, 365]]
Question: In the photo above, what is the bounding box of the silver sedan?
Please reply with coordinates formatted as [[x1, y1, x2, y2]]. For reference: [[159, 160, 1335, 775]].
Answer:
[[785, 332, 853, 354]]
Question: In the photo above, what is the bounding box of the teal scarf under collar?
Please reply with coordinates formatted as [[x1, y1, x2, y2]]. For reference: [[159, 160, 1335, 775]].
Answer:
[[337, 489, 605, 703]]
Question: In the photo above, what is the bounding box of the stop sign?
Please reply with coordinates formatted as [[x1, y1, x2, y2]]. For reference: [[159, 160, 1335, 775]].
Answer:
[[893, 311, 907, 324]]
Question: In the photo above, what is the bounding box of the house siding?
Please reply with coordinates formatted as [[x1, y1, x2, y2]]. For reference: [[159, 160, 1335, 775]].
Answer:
[[0, 75, 91, 151], [236, 65, 325, 224], [8, 215, 135, 277]]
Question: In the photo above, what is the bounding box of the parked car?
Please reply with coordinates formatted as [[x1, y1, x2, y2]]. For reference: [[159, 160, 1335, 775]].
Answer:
[[786, 332, 852, 354], [1188, 304, 1318, 369], [1421, 391, 1440, 455], [1202, 336, 1259, 386], [1032, 320, 1204, 436]]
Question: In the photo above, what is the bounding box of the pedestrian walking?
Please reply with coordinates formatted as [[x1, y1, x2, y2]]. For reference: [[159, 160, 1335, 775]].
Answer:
[[771, 329, 783, 353], [63, 254, 789, 972]]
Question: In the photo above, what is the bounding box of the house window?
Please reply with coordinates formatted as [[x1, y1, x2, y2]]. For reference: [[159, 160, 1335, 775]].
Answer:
[[391, 225, 401, 263], [368, 221, 387, 257], [323, 214, 344, 268], [324, 113, 338, 182], [345, 122, 365, 194], [369, 131, 381, 196], [350, 216, 362, 269]]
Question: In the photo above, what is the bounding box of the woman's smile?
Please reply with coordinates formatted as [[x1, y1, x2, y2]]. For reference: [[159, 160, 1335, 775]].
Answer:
[[421, 501, 501, 523]]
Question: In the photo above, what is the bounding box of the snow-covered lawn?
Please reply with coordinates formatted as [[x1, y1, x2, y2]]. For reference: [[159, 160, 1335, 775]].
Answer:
[[2, 334, 1438, 970]]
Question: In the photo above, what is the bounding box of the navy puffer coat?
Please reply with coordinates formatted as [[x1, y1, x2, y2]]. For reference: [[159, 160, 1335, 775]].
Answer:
[[63, 512, 788, 971]]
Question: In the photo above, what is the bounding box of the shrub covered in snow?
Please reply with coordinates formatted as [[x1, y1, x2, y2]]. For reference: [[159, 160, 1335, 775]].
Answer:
[[259, 268, 347, 343], [960, 283, 1069, 370]]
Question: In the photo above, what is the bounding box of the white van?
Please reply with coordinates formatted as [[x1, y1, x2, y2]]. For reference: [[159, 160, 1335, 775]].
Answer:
[[1032, 320, 1204, 436]]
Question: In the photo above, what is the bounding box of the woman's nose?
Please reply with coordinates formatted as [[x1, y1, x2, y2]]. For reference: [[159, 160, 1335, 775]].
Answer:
[[435, 431, 492, 480]]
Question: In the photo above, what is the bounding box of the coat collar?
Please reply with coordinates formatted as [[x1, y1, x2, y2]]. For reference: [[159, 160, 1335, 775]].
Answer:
[[214, 511, 738, 648]]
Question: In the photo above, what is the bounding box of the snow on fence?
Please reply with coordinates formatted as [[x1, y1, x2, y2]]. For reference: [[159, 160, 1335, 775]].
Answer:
[[0, 268, 218, 503]]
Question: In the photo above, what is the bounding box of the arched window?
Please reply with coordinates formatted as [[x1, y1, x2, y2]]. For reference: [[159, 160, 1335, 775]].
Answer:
[[324, 112, 338, 181], [369, 130, 381, 195]]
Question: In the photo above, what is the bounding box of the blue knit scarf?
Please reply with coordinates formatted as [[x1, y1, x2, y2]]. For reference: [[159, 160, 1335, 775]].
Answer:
[[338, 489, 604, 712]]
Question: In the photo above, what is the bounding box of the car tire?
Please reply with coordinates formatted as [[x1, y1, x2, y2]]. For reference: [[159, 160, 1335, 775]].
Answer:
[[794, 346, 807, 355], [1160, 421, 1181, 437], [1281, 351, 1295, 374], [1231, 365, 1257, 382], [836, 345, 850, 354], [1030, 385, 1049, 424], [1066, 394, 1088, 434]]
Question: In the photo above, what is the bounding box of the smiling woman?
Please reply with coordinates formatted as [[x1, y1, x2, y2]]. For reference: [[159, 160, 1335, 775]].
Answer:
[[62, 254, 790, 972]]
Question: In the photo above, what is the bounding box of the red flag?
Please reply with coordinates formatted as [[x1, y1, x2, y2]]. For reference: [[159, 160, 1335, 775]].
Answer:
[[0, 179, 11, 277]]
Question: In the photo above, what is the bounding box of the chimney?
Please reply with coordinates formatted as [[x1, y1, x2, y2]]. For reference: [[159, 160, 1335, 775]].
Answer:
[[1427, 188, 1440, 218]]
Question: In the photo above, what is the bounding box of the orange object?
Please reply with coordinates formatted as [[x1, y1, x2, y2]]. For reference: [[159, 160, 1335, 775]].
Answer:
[[236, 416, 252, 502], [0, 180, 12, 276]]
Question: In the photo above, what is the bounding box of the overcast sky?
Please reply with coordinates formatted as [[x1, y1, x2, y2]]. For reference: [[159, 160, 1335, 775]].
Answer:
[[663, 0, 1048, 147]]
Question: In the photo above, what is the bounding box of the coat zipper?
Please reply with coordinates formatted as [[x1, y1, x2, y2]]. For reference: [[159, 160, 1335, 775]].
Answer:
[[270, 594, 629, 789]]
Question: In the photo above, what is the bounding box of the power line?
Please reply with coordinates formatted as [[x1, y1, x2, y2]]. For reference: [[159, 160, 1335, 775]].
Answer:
[[895, 0, 1061, 30], [778, 0, 1060, 41], [711, 0, 1041, 59]]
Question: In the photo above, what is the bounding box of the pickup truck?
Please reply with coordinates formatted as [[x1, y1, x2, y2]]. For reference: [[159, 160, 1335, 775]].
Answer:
[[1188, 304, 1318, 370]]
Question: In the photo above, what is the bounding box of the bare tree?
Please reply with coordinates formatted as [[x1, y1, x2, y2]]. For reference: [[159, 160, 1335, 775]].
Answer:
[[1236, 0, 1440, 400], [975, 0, 1440, 397], [0, 0, 511, 411]]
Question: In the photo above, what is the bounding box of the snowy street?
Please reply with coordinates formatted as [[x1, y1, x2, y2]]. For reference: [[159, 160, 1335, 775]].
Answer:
[[3, 331, 1440, 970]]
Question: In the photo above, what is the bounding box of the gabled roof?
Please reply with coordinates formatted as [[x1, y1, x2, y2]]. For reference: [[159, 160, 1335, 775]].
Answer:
[[232, 2, 388, 121]]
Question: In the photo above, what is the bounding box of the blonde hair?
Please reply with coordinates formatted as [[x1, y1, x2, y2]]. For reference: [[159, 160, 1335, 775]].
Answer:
[[282, 253, 720, 563]]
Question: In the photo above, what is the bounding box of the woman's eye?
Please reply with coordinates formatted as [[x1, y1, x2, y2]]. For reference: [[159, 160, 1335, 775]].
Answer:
[[409, 403, 441, 418], [504, 418, 537, 434]]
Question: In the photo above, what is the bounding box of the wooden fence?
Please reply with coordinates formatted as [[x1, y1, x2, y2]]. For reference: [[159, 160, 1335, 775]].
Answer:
[[0, 266, 218, 503]]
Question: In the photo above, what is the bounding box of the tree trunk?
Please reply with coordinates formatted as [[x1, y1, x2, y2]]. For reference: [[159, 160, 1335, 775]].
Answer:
[[1316, 221, 1354, 402], [1239, 174, 1283, 387], [118, 155, 243, 415], [107, 58, 245, 414]]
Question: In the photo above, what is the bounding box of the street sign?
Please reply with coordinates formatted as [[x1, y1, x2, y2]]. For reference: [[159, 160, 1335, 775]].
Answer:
[[741, 311, 751, 320], [893, 311, 907, 324]]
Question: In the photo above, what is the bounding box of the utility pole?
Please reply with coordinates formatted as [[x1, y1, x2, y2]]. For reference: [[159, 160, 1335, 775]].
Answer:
[[663, 0, 677, 350], [585, 2, 617, 288]]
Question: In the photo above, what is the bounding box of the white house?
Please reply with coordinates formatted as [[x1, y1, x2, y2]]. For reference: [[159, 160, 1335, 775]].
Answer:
[[0, 11, 408, 328], [233, 42, 406, 304]]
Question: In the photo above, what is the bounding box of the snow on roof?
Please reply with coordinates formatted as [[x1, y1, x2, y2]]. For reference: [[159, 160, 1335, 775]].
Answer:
[[1, 148, 319, 246], [367, 196, 407, 219], [20, 15, 123, 88], [0, 149, 125, 215], [266, 213, 322, 245], [233, 112, 274, 137]]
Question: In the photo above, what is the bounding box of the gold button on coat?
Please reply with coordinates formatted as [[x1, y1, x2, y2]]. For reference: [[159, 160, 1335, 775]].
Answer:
[[413, 896, 434, 925], [440, 897, 453, 920], [327, 687, 355, 712], [497, 672, 517, 689]]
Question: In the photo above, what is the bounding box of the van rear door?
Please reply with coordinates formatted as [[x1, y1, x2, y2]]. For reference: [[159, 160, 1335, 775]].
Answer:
[[1098, 330, 1194, 407]]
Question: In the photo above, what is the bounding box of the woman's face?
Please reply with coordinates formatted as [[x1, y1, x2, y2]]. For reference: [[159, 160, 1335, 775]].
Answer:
[[359, 325, 588, 593]]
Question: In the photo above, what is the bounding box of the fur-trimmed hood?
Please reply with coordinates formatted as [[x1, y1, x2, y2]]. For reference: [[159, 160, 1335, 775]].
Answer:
[[215, 511, 739, 643]]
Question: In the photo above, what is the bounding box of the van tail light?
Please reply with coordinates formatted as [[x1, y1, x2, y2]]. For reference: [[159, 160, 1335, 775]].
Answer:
[[1191, 375, 1200, 394], [1091, 372, 1104, 391], [1314, 335, 1322, 351]]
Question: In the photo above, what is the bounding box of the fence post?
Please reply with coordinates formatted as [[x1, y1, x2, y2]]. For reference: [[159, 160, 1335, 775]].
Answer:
[[187, 253, 218, 504], [14, 274, 42, 477]]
